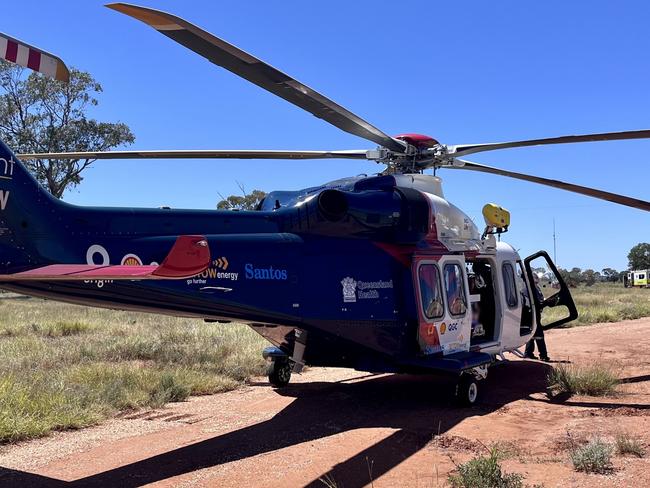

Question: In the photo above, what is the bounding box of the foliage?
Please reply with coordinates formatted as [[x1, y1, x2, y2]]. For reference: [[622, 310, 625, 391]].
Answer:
[[0, 294, 267, 443], [628, 243, 650, 270], [558, 267, 613, 287], [581, 269, 596, 286], [217, 185, 266, 210], [570, 438, 613, 474], [547, 363, 618, 397], [0, 60, 135, 198], [615, 433, 646, 457], [559, 267, 580, 288], [448, 448, 524, 488], [601, 268, 619, 283]]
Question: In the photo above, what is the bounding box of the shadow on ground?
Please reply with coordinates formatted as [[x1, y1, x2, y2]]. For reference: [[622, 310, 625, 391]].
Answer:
[[0, 360, 553, 488]]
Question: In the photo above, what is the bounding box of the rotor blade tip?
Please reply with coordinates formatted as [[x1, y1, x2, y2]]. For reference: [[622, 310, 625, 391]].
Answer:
[[104, 2, 128, 11], [106, 2, 179, 30], [56, 63, 70, 83]]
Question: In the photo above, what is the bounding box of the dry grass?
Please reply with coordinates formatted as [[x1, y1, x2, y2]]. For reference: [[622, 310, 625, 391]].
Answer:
[[0, 293, 267, 443], [615, 432, 646, 458], [544, 283, 650, 327], [547, 363, 619, 397]]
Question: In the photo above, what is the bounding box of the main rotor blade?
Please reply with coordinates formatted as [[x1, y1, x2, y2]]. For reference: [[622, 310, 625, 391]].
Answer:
[[16, 149, 371, 160], [450, 129, 650, 158], [449, 159, 650, 212], [106, 3, 406, 154], [0, 32, 69, 81]]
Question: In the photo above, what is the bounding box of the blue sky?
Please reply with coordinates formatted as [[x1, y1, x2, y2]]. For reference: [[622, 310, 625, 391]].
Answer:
[[5, 0, 650, 271]]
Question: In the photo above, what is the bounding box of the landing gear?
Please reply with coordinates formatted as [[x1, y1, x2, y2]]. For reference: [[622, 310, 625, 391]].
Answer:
[[455, 364, 488, 406], [261, 330, 307, 388], [267, 359, 292, 388], [456, 374, 480, 406]]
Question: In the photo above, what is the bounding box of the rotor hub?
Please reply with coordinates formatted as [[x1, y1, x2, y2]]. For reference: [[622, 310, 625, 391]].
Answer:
[[394, 134, 440, 149], [372, 134, 453, 174]]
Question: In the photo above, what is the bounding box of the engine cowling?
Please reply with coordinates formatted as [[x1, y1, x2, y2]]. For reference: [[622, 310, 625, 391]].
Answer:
[[278, 186, 430, 243]]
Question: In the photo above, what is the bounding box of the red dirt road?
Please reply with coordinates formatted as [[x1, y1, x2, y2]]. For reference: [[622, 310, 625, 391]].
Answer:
[[1, 319, 650, 487]]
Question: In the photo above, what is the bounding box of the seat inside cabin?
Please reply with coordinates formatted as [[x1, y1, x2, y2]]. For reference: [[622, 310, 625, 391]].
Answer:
[[467, 259, 497, 345]]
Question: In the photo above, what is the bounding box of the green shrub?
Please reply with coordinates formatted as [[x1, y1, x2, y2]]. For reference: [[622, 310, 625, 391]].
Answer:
[[570, 439, 613, 473], [615, 433, 645, 458], [547, 364, 618, 397], [448, 448, 524, 488]]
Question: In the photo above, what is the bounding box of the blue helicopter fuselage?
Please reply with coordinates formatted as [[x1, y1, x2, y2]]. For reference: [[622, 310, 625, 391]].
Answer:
[[1, 140, 447, 371]]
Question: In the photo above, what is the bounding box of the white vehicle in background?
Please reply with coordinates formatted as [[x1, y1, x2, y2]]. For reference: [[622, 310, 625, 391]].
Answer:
[[625, 270, 650, 288]]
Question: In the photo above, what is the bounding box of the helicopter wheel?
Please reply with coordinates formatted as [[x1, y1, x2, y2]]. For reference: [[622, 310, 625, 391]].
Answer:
[[267, 359, 292, 388], [455, 374, 481, 406]]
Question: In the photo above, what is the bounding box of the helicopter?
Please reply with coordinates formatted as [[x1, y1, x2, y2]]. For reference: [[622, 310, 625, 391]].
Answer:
[[1, 3, 649, 406]]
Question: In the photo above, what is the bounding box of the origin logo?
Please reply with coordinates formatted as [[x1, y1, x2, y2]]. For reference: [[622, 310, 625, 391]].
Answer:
[[245, 263, 288, 280]]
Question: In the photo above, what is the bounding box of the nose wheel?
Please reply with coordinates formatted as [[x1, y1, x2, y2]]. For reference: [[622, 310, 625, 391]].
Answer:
[[455, 364, 488, 406], [267, 359, 293, 388], [456, 375, 480, 405]]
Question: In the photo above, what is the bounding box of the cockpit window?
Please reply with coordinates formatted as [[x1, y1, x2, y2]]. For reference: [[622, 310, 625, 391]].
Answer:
[[444, 263, 467, 317], [418, 264, 444, 319]]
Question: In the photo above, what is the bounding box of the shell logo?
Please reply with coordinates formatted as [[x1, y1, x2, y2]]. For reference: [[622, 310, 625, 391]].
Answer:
[[121, 254, 143, 266], [440, 322, 447, 335]]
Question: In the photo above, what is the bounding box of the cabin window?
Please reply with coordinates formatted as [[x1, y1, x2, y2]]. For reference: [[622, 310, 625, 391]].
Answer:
[[517, 261, 533, 335], [502, 262, 518, 308], [444, 263, 467, 317], [418, 264, 444, 319]]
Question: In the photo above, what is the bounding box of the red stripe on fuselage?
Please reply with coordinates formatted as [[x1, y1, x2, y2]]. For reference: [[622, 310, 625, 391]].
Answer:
[[27, 49, 41, 71], [420, 189, 440, 243], [5, 40, 18, 62], [373, 242, 415, 267]]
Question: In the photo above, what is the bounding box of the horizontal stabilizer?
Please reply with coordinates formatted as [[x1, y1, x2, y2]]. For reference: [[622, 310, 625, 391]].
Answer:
[[0, 235, 210, 281]]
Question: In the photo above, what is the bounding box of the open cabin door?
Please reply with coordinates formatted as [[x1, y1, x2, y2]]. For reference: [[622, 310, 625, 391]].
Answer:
[[413, 255, 472, 355], [524, 251, 578, 330]]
